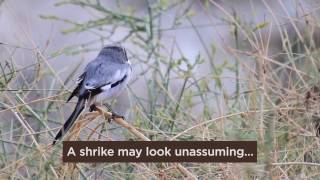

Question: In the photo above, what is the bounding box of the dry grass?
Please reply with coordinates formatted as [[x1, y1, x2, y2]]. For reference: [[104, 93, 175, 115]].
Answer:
[[0, 0, 320, 179]]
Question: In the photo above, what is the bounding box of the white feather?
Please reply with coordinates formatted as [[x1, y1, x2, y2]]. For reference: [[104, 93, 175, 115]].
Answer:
[[101, 84, 111, 90], [85, 85, 95, 89], [94, 66, 132, 102], [76, 77, 83, 84], [112, 70, 121, 82]]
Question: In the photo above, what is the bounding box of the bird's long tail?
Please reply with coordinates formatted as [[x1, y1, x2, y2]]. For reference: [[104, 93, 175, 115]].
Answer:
[[52, 98, 86, 145]]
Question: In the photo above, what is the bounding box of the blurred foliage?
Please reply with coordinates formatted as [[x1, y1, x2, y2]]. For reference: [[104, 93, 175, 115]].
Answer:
[[0, 0, 320, 179]]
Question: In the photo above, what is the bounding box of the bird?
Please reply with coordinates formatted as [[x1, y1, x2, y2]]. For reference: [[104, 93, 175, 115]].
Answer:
[[52, 45, 132, 145]]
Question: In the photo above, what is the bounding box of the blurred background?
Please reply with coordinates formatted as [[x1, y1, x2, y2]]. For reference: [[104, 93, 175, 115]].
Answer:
[[0, 0, 320, 179]]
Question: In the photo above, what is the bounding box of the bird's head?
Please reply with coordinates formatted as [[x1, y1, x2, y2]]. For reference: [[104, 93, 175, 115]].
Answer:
[[98, 45, 128, 63]]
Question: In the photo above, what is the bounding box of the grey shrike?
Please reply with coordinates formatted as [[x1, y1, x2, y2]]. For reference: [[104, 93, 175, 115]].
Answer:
[[53, 46, 132, 145]]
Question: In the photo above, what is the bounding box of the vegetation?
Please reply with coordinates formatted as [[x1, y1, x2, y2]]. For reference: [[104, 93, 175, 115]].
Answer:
[[0, 0, 320, 179]]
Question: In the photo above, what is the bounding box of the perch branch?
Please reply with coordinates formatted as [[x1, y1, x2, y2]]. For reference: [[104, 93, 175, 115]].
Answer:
[[95, 106, 197, 180]]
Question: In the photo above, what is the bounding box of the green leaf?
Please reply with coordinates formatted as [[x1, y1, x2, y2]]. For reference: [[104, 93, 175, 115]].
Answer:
[[253, 22, 269, 32]]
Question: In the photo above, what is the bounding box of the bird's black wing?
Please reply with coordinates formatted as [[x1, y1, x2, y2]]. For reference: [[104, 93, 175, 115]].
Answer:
[[66, 72, 86, 102], [53, 72, 87, 145]]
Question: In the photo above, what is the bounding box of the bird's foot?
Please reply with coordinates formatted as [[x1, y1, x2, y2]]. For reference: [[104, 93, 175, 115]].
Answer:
[[108, 112, 124, 123], [112, 112, 124, 120], [103, 103, 124, 123], [89, 104, 98, 112]]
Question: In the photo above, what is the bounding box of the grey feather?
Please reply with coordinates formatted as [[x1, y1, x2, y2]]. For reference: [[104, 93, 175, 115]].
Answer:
[[53, 45, 132, 145]]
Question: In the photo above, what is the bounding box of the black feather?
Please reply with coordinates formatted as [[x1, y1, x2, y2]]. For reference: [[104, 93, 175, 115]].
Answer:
[[66, 73, 85, 102], [67, 83, 81, 102], [52, 98, 86, 145]]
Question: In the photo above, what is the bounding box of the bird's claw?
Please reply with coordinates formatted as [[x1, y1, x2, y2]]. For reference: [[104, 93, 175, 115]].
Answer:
[[101, 103, 125, 122], [106, 112, 124, 123], [112, 112, 124, 120], [89, 104, 97, 112]]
